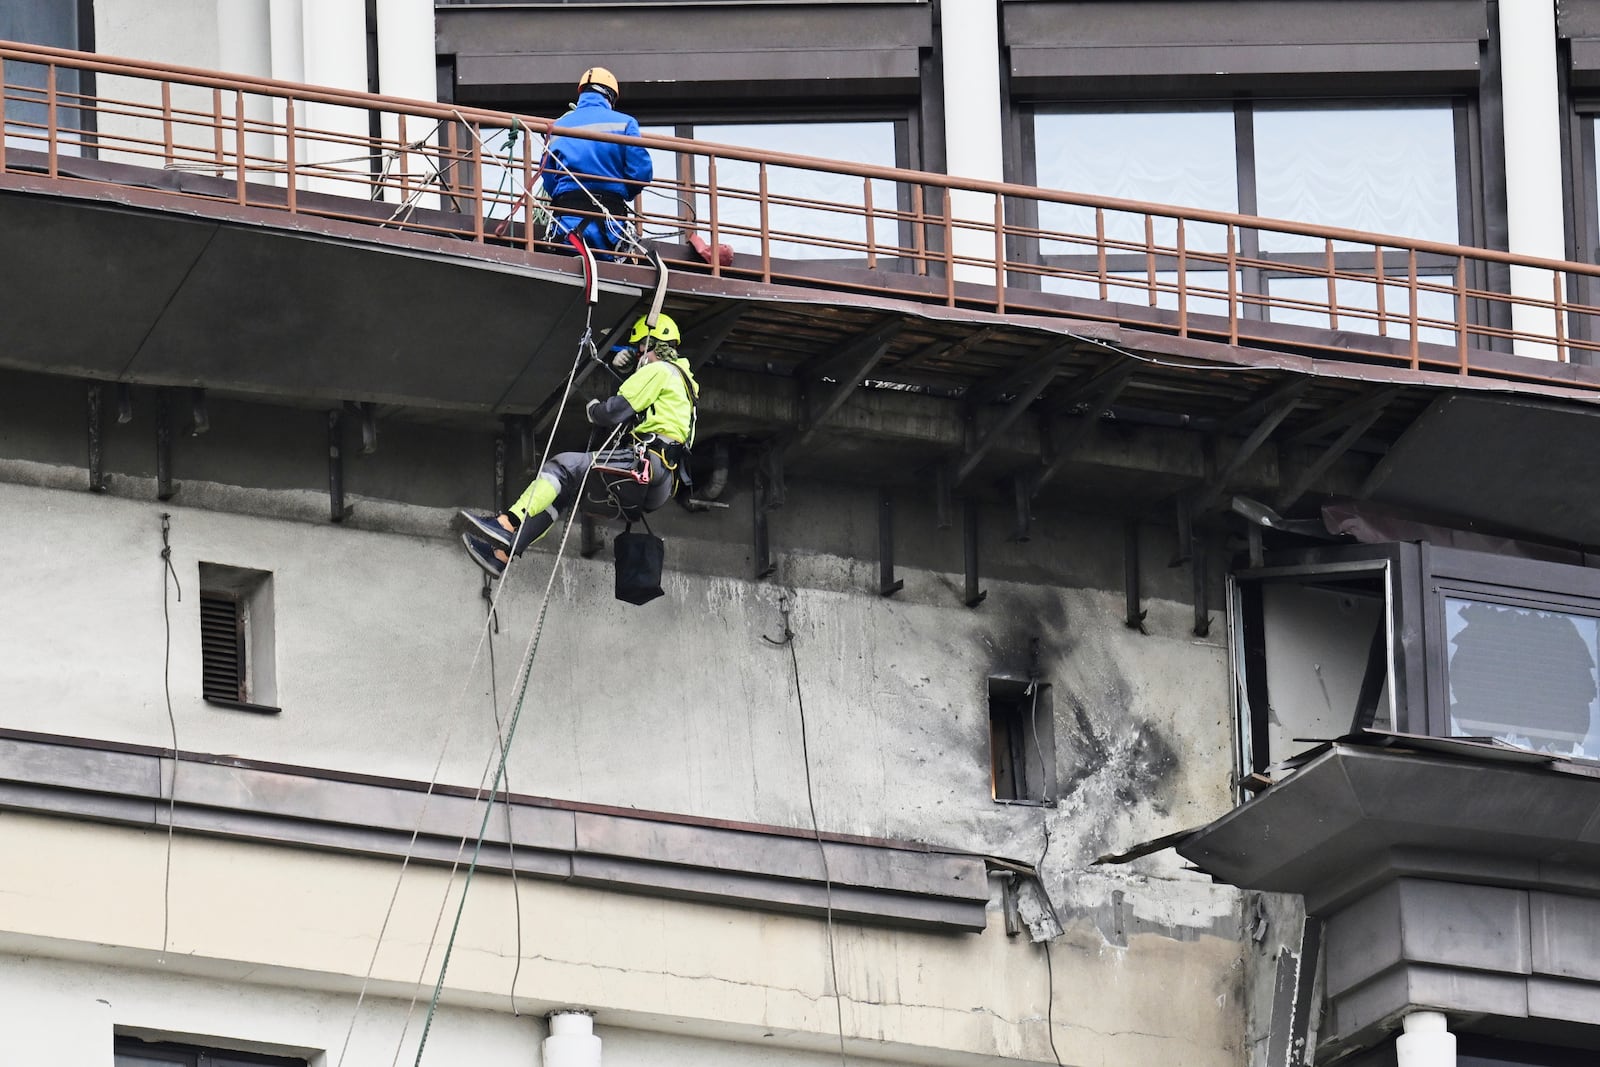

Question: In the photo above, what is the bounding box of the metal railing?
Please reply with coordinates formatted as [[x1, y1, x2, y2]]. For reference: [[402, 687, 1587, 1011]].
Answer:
[[7, 39, 1600, 389]]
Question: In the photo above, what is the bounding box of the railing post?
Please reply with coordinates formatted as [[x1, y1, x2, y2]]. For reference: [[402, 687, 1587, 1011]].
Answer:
[[912, 185, 927, 276], [863, 176, 877, 271], [1374, 246, 1388, 337], [1144, 214, 1157, 307], [520, 125, 534, 251], [1176, 218, 1188, 337], [0, 57, 8, 175], [234, 89, 247, 205], [1226, 224, 1239, 345], [46, 63, 58, 178], [707, 155, 722, 278], [1456, 255, 1469, 374], [1555, 270, 1569, 363], [942, 189, 956, 306], [1096, 207, 1108, 300], [284, 97, 297, 214], [1408, 250, 1420, 369], [1325, 238, 1338, 331], [994, 192, 1006, 313], [161, 81, 175, 167], [397, 113, 411, 206], [758, 161, 770, 283], [212, 88, 225, 176], [470, 119, 484, 243]]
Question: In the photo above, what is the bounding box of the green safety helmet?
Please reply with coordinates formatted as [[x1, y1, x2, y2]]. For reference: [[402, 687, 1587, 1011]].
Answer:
[[628, 313, 681, 345]]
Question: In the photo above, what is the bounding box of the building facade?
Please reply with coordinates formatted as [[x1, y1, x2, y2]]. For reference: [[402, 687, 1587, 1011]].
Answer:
[[5, 2, 1600, 1066]]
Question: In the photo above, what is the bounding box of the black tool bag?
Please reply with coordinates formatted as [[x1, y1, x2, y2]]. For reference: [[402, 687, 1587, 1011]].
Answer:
[[614, 519, 665, 605]]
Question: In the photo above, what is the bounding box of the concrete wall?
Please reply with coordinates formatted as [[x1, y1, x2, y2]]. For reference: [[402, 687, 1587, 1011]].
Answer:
[[0, 373, 1250, 1063]]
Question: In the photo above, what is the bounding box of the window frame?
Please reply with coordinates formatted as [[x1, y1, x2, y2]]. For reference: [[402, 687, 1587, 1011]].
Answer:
[[114, 1035, 307, 1067], [1015, 95, 1493, 341], [1233, 540, 1600, 787]]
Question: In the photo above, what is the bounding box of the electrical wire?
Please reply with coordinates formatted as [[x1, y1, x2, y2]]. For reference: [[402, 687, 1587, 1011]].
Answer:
[[157, 513, 182, 962], [765, 597, 848, 1067], [1028, 684, 1064, 1067]]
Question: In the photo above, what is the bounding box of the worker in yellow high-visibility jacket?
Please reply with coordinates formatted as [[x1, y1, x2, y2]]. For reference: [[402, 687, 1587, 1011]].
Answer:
[[457, 313, 697, 579]]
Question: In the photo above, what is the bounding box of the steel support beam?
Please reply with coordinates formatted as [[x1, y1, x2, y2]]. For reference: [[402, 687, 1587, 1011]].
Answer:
[[682, 300, 750, 372], [955, 348, 1068, 486], [1283, 386, 1403, 448], [86, 382, 106, 494], [789, 319, 903, 453], [1031, 363, 1135, 496], [155, 389, 175, 502], [753, 464, 776, 580], [965, 342, 1073, 407], [1124, 520, 1147, 633], [963, 498, 987, 608], [890, 325, 1001, 377], [1274, 406, 1389, 512], [878, 487, 904, 596], [328, 409, 350, 523], [1192, 383, 1310, 513], [1044, 355, 1133, 415], [1215, 377, 1311, 438]]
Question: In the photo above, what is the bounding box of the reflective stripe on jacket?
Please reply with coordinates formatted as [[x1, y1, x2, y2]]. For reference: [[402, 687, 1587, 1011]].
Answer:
[[542, 90, 654, 204]]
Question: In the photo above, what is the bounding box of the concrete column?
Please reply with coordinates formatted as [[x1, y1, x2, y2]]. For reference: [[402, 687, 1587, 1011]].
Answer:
[[375, 0, 439, 207], [543, 1011, 602, 1067], [1395, 1010, 1456, 1067], [1498, 0, 1566, 358], [938, 0, 1006, 288]]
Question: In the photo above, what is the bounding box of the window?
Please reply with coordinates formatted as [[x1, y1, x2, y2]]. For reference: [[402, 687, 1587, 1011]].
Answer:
[[115, 1036, 307, 1067], [1233, 539, 1600, 787], [198, 563, 278, 713], [1029, 100, 1468, 343], [988, 678, 1055, 803], [1, 0, 92, 157], [641, 119, 908, 263], [1232, 555, 1395, 782]]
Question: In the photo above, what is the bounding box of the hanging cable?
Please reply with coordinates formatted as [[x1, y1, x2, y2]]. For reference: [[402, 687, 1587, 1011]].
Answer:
[[1027, 681, 1065, 1067], [336, 308, 599, 1067], [409, 422, 626, 1067], [764, 595, 848, 1067], [483, 578, 525, 1017], [157, 512, 182, 962]]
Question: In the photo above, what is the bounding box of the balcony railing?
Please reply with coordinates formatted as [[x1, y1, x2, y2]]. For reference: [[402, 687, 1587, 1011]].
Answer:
[[7, 39, 1600, 390]]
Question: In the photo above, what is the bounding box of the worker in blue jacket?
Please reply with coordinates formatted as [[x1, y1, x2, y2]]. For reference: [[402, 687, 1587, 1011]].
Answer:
[[540, 67, 654, 259]]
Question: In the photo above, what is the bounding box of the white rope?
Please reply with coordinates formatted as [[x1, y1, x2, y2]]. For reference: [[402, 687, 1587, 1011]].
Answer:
[[333, 310, 597, 1067]]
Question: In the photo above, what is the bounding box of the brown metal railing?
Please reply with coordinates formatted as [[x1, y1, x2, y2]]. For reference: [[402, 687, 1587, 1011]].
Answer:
[[7, 39, 1600, 389]]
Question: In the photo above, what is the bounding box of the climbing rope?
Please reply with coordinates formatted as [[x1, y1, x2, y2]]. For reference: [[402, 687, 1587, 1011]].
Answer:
[[408, 420, 626, 1066], [334, 309, 600, 1067], [157, 513, 182, 962]]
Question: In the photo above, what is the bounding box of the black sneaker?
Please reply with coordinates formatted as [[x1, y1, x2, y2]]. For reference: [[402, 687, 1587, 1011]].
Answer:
[[455, 510, 513, 550], [461, 531, 506, 579]]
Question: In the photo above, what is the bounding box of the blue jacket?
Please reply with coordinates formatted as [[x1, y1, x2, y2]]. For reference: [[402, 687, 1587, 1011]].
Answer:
[[542, 90, 653, 203]]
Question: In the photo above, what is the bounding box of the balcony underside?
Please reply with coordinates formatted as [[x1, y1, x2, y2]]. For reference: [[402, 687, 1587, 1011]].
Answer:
[[9, 171, 1600, 544]]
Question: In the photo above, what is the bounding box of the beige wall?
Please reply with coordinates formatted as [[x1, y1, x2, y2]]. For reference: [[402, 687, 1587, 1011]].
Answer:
[[0, 813, 1243, 1065]]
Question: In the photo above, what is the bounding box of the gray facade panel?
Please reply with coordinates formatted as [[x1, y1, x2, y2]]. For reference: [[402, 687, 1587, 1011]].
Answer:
[[1324, 880, 1404, 999], [1397, 879, 1531, 976], [1531, 891, 1600, 981]]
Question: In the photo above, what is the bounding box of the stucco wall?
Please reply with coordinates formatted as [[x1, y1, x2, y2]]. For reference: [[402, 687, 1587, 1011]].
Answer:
[[0, 394, 1248, 1063]]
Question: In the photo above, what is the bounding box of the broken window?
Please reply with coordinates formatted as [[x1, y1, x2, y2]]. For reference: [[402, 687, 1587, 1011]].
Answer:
[[989, 678, 1055, 803], [1232, 546, 1402, 786], [198, 563, 278, 713]]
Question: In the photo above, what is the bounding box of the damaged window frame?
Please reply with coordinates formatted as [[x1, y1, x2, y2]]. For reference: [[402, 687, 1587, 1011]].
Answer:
[[988, 676, 1057, 805], [1232, 540, 1600, 791]]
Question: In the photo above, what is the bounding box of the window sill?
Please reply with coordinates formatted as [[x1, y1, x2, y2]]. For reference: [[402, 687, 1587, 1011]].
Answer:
[[991, 797, 1055, 808], [204, 697, 282, 715]]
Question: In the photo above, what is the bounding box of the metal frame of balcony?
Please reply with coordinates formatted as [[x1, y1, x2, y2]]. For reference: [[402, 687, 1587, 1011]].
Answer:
[[8, 38, 1600, 396]]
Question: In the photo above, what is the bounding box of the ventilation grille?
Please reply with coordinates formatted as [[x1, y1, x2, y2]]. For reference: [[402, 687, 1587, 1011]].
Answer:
[[200, 594, 245, 703]]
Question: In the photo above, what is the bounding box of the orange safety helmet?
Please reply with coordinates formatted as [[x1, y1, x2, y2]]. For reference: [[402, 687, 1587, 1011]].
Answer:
[[578, 66, 620, 101]]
